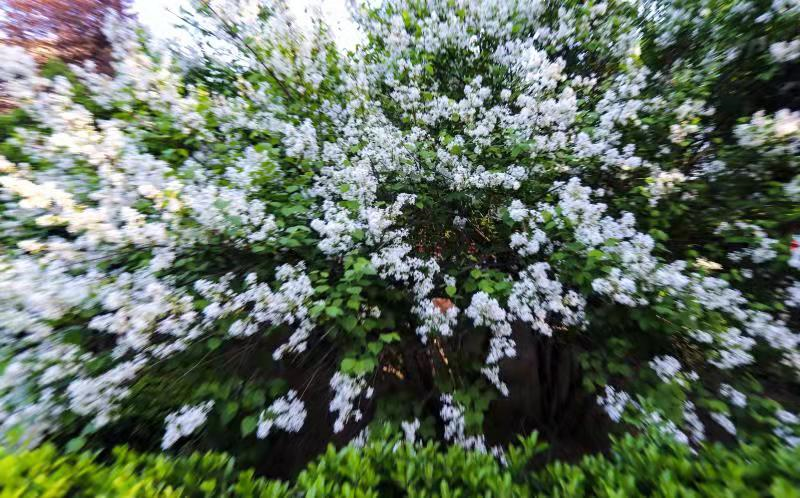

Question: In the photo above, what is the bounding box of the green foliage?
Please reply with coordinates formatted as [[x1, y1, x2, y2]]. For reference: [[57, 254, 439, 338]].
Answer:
[[0, 444, 289, 497], [536, 434, 800, 498], [2, 431, 799, 497], [292, 430, 544, 497]]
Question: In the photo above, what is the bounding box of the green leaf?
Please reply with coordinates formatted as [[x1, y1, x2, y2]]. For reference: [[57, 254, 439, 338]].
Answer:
[[221, 402, 239, 424], [367, 342, 383, 355], [341, 315, 358, 331], [380, 332, 401, 343], [241, 416, 258, 437], [65, 437, 86, 453], [325, 306, 343, 317], [341, 358, 357, 373], [357, 358, 376, 374]]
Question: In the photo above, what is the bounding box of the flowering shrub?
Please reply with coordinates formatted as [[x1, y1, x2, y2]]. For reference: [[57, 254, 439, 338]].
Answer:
[[1, 0, 799, 470]]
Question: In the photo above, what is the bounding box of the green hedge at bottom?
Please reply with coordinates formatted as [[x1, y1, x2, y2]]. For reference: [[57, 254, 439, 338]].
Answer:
[[1, 433, 799, 498]]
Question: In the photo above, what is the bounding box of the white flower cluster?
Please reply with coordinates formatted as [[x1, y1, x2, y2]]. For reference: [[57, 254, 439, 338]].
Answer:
[[649, 355, 683, 383], [90, 270, 198, 358], [710, 412, 737, 435], [370, 244, 453, 342], [0, 257, 101, 340], [414, 297, 460, 341], [716, 222, 778, 264], [0, 45, 44, 101], [329, 373, 373, 433], [646, 170, 687, 206], [401, 418, 420, 444], [461, 262, 587, 394], [67, 357, 149, 429], [310, 194, 416, 256], [785, 282, 800, 308], [465, 292, 515, 396], [439, 394, 487, 452], [719, 383, 747, 408], [770, 39, 800, 62], [256, 390, 307, 439], [193, 264, 318, 359], [162, 401, 214, 450], [507, 263, 586, 337], [708, 327, 756, 369], [512, 178, 800, 375], [682, 401, 706, 444], [184, 184, 279, 246], [642, 410, 692, 446], [735, 109, 800, 155], [283, 120, 320, 161], [596, 385, 631, 422], [600, 391, 709, 447], [775, 410, 800, 447]]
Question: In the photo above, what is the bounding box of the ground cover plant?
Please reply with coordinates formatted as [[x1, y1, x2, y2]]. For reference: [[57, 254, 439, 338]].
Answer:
[[0, 0, 799, 486]]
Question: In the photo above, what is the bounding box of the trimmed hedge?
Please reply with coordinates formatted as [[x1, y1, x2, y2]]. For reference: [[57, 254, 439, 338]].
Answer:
[[2, 433, 799, 497], [0, 444, 288, 498]]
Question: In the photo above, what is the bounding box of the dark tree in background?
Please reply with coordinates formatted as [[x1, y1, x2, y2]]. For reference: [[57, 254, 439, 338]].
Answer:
[[0, 0, 132, 72]]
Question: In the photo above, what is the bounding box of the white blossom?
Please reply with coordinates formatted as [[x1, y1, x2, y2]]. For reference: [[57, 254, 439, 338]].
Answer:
[[257, 390, 307, 438], [162, 401, 214, 450]]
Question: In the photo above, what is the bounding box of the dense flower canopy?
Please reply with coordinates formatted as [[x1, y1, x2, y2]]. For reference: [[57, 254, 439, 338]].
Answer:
[[0, 0, 799, 467]]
